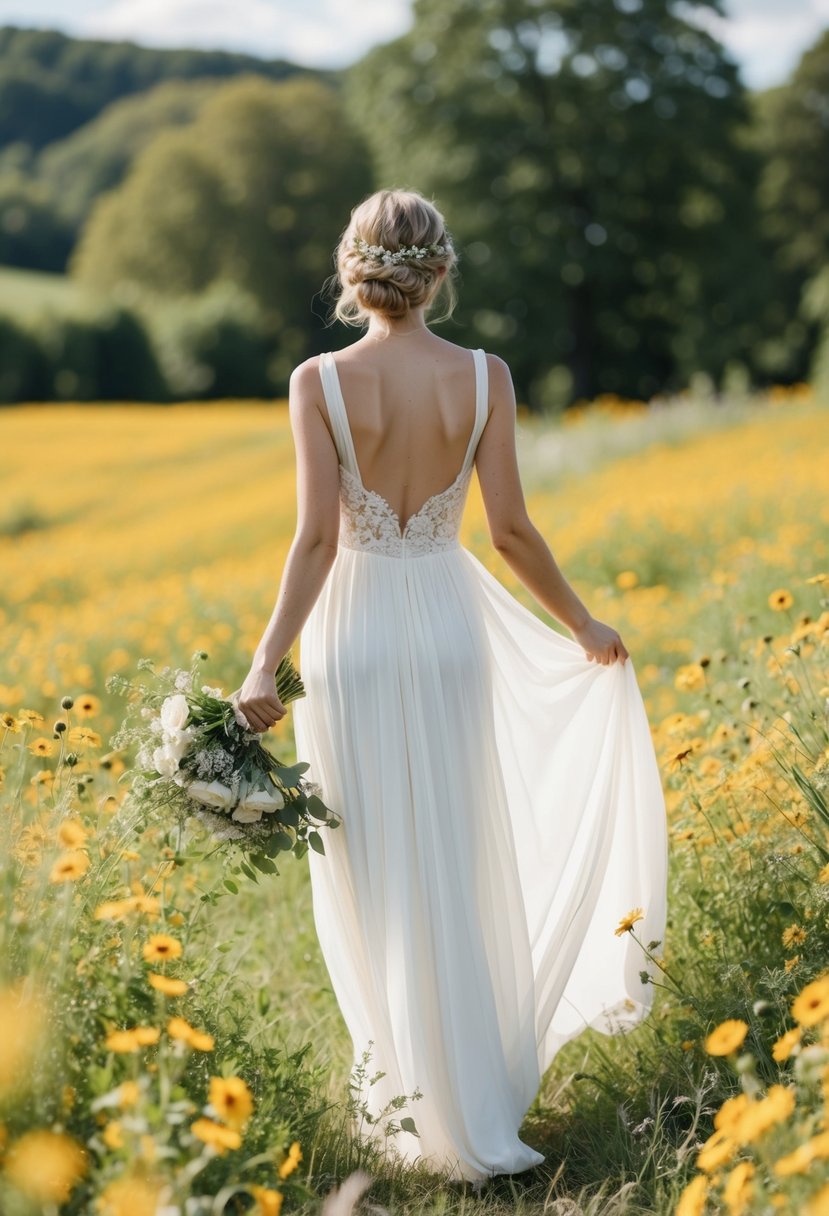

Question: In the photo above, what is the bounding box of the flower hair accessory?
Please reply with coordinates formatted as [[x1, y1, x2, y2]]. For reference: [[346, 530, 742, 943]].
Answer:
[[353, 235, 448, 266]]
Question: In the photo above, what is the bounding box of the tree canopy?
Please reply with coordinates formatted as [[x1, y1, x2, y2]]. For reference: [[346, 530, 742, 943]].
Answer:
[[71, 76, 373, 381], [346, 0, 767, 406]]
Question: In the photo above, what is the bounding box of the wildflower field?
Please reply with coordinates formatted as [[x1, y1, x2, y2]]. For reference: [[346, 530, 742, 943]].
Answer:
[[1, 384, 829, 1215]]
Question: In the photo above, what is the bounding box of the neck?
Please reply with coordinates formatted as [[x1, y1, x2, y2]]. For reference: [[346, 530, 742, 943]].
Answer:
[[366, 308, 430, 339]]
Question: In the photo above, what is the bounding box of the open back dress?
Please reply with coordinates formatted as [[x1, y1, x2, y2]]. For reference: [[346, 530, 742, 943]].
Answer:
[[291, 346, 668, 1184]]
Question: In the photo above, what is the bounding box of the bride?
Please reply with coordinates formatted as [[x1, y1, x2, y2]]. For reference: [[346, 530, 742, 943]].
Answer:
[[235, 188, 668, 1185]]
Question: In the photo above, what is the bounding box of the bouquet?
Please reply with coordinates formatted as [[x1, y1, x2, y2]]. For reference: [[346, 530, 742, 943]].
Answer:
[[106, 650, 340, 871]]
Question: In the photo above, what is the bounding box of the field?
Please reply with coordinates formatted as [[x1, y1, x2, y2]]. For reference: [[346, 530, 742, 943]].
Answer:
[[1, 386, 829, 1215]]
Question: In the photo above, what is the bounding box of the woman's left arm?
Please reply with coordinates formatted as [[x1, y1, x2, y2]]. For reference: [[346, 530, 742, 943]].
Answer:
[[235, 357, 340, 732]]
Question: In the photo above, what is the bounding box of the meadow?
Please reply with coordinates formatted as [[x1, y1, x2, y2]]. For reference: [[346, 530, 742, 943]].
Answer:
[[1, 384, 828, 1215]]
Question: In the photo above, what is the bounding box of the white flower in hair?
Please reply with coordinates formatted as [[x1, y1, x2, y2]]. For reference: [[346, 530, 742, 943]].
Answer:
[[353, 236, 448, 265]]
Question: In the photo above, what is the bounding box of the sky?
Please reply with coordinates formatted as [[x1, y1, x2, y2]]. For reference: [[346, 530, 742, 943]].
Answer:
[[0, 0, 826, 90]]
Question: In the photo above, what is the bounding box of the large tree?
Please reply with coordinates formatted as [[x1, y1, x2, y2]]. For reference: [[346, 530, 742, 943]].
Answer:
[[70, 75, 372, 384], [749, 30, 829, 383], [347, 0, 765, 406]]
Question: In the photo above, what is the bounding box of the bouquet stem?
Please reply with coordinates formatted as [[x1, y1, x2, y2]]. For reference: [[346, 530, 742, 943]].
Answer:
[[274, 653, 305, 707]]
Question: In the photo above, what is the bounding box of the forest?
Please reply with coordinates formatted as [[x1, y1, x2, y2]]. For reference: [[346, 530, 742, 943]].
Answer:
[[0, 6, 827, 409]]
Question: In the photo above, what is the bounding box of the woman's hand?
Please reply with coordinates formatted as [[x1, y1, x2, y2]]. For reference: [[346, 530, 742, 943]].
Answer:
[[230, 668, 287, 732], [571, 616, 629, 666]]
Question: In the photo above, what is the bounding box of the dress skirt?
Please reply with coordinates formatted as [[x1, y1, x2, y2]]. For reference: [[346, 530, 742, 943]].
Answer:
[[291, 540, 668, 1183]]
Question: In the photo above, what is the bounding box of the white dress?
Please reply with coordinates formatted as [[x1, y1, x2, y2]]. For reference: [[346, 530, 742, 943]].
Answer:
[[291, 347, 668, 1184]]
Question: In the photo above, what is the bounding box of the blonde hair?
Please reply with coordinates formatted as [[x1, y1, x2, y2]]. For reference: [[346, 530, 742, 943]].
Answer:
[[331, 188, 458, 326]]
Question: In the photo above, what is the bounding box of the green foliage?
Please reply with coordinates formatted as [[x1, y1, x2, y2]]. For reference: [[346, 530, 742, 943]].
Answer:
[[35, 78, 224, 238], [71, 75, 373, 388], [0, 171, 73, 271], [0, 24, 323, 154], [146, 281, 277, 398], [0, 301, 166, 403], [346, 0, 767, 407], [749, 30, 829, 386]]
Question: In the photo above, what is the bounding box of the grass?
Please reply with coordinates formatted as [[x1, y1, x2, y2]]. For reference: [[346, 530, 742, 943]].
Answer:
[[0, 384, 828, 1214], [0, 265, 98, 318]]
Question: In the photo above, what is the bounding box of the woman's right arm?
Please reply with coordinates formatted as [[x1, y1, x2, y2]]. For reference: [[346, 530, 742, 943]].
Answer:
[[475, 353, 628, 667]]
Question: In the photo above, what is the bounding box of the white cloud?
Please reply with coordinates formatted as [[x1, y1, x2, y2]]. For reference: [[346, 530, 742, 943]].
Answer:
[[71, 0, 412, 66], [0, 0, 825, 86], [691, 0, 829, 88]]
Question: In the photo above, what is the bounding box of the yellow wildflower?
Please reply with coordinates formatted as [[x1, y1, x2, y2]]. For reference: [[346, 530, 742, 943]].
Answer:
[[616, 570, 639, 589], [676, 1173, 707, 1216], [703, 1019, 749, 1056], [28, 736, 54, 756], [209, 1076, 254, 1130], [768, 588, 793, 610], [614, 907, 645, 936], [696, 1126, 737, 1172], [722, 1159, 753, 1214], [102, 1121, 124, 1150], [792, 975, 829, 1027], [49, 850, 90, 883], [250, 1185, 284, 1216], [66, 725, 102, 748], [3, 1129, 87, 1203], [76, 693, 101, 716], [714, 1092, 750, 1135], [148, 973, 188, 997], [733, 1085, 795, 1144], [278, 1140, 302, 1179], [782, 924, 807, 948], [96, 1173, 165, 1216], [117, 1081, 141, 1108], [105, 1026, 159, 1053], [190, 1118, 241, 1154], [675, 663, 706, 692], [58, 818, 87, 849], [772, 1027, 802, 1062], [142, 934, 182, 963], [167, 1017, 214, 1052], [0, 984, 44, 1096]]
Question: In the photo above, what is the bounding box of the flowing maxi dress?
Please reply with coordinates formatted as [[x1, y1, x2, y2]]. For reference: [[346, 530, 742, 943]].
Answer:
[[291, 347, 669, 1183]]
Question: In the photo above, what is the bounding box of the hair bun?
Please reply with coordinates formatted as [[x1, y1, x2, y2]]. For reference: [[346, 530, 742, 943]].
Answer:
[[332, 188, 457, 327]]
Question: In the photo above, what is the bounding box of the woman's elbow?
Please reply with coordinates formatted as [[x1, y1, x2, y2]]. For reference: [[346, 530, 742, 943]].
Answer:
[[293, 527, 339, 558], [491, 512, 534, 553]]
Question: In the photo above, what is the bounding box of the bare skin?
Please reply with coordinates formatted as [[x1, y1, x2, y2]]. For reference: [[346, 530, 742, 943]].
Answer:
[[235, 275, 628, 733]]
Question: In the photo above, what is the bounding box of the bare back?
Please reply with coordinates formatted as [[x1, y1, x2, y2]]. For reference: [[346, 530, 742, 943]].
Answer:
[[322, 333, 485, 534]]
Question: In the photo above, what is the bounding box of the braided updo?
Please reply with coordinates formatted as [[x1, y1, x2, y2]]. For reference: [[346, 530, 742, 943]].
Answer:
[[332, 188, 458, 326]]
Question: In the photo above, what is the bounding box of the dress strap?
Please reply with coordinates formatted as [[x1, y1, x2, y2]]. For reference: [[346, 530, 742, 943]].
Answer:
[[461, 348, 489, 474], [319, 352, 361, 478]]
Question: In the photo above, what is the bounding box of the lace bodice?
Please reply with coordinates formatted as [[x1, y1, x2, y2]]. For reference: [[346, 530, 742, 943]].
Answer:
[[338, 464, 473, 558], [319, 349, 489, 560]]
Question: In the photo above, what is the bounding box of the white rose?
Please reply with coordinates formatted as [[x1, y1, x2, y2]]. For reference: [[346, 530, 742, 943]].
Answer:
[[237, 786, 285, 815], [231, 804, 264, 824], [186, 779, 235, 811], [163, 725, 196, 760], [160, 693, 190, 733], [152, 743, 183, 778]]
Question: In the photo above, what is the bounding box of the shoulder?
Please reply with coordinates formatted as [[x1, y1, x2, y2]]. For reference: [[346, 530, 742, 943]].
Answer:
[[289, 354, 324, 396], [478, 350, 515, 401]]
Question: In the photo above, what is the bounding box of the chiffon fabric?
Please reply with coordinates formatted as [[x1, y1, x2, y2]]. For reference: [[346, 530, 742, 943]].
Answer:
[[291, 348, 669, 1184]]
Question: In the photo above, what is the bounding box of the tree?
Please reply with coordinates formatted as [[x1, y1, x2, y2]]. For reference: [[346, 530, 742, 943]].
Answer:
[[71, 75, 373, 386], [347, 0, 765, 406], [0, 24, 322, 153], [36, 78, 223, 238], [749, 30, 829, 382]]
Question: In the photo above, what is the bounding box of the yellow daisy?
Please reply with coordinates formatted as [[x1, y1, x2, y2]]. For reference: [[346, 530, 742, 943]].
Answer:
[[703, 1019, 749, 1056], [614, 907, 645, 936]]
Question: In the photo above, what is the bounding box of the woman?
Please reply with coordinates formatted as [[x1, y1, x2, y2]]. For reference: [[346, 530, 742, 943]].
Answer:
[[236, 188, 668, 1186]]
